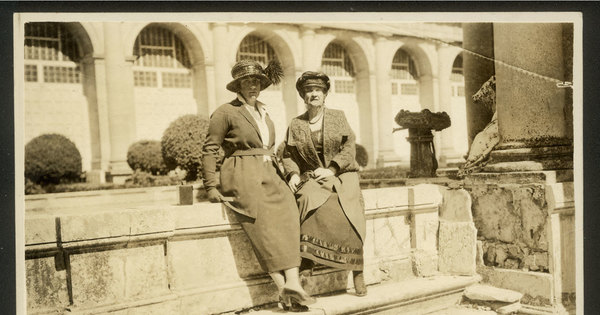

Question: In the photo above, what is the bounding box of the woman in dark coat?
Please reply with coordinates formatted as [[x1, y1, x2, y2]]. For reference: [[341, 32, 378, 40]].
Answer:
[[282, 71, 368, 296], [202, 60, 315, 309]]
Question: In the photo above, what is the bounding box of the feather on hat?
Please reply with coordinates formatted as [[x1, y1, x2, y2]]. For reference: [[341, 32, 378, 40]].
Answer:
[[226, 59, 283, 92]]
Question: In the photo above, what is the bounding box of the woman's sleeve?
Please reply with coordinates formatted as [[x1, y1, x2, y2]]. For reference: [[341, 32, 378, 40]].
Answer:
[[330, 112, 357, 173], [202, 110, 229, 190], [282, 127, 301, 180]]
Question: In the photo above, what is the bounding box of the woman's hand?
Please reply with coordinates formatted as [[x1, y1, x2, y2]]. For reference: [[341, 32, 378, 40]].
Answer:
[[288, 174, 301, 193], [207, 188, 224, 203], [313, 167, 335, 183]]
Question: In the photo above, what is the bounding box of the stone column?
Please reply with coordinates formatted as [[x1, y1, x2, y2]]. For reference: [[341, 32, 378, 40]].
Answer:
[[212, 23, 231, 107], [103, 22, 136, 182], [374, 33, 394, 166], [437, 45, 456, 165], [486, 23, 571, 172], [301, 25, 321, 71], [462, 23, 495, 147]]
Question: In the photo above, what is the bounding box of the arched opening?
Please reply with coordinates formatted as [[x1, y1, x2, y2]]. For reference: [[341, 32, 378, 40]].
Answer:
[[132, 25, 197, 141], [390, 48, 421, 160], [321, 41, 362, 141], [24, 22, 93, 172], [236, 33, 289, 144]]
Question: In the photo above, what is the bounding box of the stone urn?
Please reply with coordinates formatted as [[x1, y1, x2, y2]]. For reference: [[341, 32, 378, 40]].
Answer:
[[394, 109, 451, 177]]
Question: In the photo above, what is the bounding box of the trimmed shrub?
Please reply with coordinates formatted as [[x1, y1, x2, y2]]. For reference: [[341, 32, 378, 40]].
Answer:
[[161, 114, 210, 181], [127, 140, 168, 175], [355, 143, 369, 167], [25, 133, 82, 185]]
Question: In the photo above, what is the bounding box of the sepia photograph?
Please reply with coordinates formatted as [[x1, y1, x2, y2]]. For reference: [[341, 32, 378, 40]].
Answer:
[[14, 11, 583, 315]]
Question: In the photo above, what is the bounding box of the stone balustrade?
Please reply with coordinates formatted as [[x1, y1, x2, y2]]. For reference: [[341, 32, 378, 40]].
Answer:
[[25, 184, 476, 315]]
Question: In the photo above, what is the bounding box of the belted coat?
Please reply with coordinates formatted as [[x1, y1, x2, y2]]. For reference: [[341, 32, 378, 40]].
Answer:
[[282, 108, 366, 242], [202, 98, 285, 219]]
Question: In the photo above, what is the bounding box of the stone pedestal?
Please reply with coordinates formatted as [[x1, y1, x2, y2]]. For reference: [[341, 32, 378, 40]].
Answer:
[[395, 109, 451, 178]]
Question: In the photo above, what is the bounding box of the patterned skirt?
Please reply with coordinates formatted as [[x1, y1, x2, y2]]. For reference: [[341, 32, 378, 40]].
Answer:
[[298, 191, 364, 271]]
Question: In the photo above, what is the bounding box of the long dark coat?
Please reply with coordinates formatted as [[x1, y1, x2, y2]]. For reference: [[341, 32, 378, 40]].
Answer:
[[282, 108, 366, 242], [202, 98, 282, 219]]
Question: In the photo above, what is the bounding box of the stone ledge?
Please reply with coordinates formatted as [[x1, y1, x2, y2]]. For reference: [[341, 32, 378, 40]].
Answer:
[[244, 275, 481, 315]]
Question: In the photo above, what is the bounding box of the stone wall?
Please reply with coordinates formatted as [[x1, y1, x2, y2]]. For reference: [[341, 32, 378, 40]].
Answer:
[[25, 184, 475, 314], [464, 171, 575, 307]]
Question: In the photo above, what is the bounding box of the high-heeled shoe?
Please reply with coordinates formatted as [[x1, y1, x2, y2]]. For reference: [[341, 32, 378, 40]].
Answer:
[[279, 295, 309, 312], [281, 287, 317, 306], [353, 270, 367, 297]]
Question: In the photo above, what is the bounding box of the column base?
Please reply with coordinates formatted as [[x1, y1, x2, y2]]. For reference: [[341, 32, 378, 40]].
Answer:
[[106, 160, 133, 184], [484, 145, 572, 172]]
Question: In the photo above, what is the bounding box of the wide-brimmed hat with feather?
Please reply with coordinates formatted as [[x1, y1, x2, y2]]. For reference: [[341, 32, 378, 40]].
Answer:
[[226, 59, 283, 92]]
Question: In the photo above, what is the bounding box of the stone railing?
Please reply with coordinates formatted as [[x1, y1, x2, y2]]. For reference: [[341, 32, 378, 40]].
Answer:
[[25, 184, 475, 315]]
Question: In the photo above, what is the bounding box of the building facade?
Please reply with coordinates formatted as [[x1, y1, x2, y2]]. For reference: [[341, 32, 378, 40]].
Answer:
[[22, 21, 466, 182]]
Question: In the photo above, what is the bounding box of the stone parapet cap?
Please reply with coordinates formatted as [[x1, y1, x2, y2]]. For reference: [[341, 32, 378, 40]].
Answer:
[[463, 169, 573, 186], [490, 145, 573, 162]]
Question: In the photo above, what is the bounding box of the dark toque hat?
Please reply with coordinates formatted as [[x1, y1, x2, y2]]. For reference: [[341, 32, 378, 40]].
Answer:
[[226, 59, 283, 93], [296, 71, 331, 96]]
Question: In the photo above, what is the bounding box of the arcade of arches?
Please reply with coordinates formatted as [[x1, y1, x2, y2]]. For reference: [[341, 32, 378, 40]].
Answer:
[[23, 22, 466, 183]]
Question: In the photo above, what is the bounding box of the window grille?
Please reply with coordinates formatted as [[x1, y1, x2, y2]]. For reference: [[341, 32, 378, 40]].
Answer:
[[132, 26, 193, 88], [322, 42, 355, 94], [134, 26, 191, 69], [400, 83, 418, 95], [162, 72, 192, 88], [133, 71, 158, 87], [322, 43, 355, 78], [43, 66, 81, 84], [391, 49, 418, 80], [25, 65, 38, 82], [391, 82, 398, 95], [24, 22, 82, 84], [25, 23, 81, 62], [236, 35, 280, 90]]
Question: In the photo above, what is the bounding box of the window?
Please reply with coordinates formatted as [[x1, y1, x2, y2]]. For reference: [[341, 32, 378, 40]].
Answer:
[[236, 35, 280, 90], [391, 49, 418, 80], [24, 22, 82, 84], [133, 26, 192, 88], [322, 42, 355, 94], [451, 54, 463, 82], [391, 49, 419, 96]]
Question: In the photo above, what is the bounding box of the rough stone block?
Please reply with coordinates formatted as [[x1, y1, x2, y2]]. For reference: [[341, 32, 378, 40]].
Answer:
[[124, 245, 169, 299], [128, 207, 174, 235], [412, 250, 438, 277], [168, 231, 261, 290], [25, 216, 57, 245], [26, 256, 69, 311], [171, 202, 227, 229], [70, 249, 127, 307], [497, 302, 522, 314], [476, 241, 484, 266], [413, 184, 443, 206], [414, 212, 439, 251], [464, 284, 523, 303], [126, 299, 180, 315], [60, 210, 130, 242], [372, 215, 411, 257], [476, 266, 554, 302], [438, 221, 477, 276], [439, 188, 473, 222], [375, 187, 409, 209]]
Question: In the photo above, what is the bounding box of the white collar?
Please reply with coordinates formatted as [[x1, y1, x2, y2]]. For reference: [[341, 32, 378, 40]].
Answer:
[[237, 94, 266, 113]]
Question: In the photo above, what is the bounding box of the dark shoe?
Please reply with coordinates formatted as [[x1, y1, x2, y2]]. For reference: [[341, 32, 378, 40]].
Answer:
[[281, 287, 317, 306], [299, 259, 315, 277], [279, 295, 309, 312], [353, 270, 367, 296]]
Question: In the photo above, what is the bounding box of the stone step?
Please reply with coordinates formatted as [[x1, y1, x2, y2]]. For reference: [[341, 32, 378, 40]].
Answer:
[[462, 283, 524, 314], [238, 275, 480, 315]]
